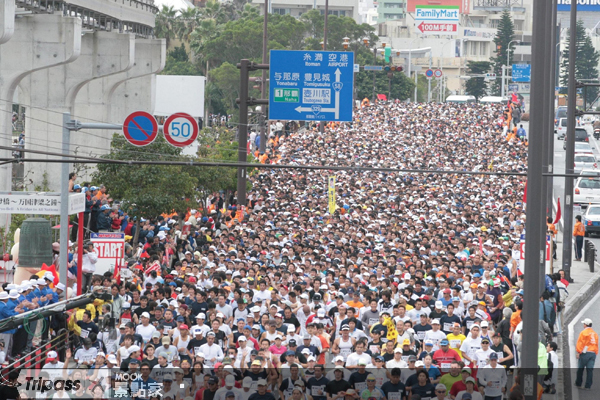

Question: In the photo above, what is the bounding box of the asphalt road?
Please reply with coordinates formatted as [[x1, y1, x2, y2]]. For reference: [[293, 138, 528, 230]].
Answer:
[[569, 288, 600, 398], [551, 122, 600, 250]]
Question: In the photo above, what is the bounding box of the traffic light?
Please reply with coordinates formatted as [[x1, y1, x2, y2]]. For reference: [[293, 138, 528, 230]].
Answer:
[[384, 66, 404, 72]]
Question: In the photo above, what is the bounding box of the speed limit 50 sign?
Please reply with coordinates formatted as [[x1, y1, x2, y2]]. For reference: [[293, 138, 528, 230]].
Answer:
[[163, 113, 199, 148]]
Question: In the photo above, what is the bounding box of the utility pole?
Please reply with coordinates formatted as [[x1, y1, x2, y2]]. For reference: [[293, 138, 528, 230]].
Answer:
[[372, 47, 377, 103], [562, 0, 578, 283], [237, 60, 250, 207], [547, 13, 558, 219], [428, 51, 432, 102], [319, 0, 329, 134], [521, 0, 551, 400], [259, 0, 268, 154]]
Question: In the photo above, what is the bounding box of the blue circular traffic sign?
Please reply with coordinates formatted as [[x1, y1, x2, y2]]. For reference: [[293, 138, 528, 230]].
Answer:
[[163, 113, 199, 148], [123, 111, 158, 147], [425, 69, 434, 78]]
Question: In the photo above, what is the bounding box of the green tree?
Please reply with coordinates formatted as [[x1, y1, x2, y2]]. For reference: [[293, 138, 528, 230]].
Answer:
[[155, 5, 180, 49], [560, 19, 600, 106], [92, 134, 198, 245], [162, 44, 201, 75], [208, 62, 240, 114], [465, 61, 492, 100], [355, 51, 414, 101], [491, 9, 516, 95]]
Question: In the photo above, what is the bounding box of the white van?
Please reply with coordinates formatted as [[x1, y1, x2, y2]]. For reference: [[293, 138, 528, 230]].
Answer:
[[446, 95, 477, 104], [479, 96, 509, 104]]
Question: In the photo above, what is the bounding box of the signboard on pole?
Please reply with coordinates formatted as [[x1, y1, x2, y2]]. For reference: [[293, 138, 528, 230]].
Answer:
[[0, 192, 85, 215], [415, 5, 459, 35], [425, 69, 434, 79], [163, 113, 199, 148], [328, 176, 336, 214], [90, 232, 125, 275], [511, 64, 531, 82], [364, 65, 383, 71], [269, 50, 354, 122], [557, 0, 600, 12], [434, 69, 443, 78], [123, 111, 159, 147]]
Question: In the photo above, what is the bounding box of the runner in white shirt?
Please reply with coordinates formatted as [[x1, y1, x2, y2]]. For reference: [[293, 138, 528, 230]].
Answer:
[[424, 319, 447, 351], [472, 338, 494, 369], [460, 325, 483, 368], [345, 342, 371, 370], [330, 325, 356, 362]]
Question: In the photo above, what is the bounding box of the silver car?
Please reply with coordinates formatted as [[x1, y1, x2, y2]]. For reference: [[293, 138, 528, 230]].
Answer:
[[574, 154, 598, 174], [583, 205, 600, 236]]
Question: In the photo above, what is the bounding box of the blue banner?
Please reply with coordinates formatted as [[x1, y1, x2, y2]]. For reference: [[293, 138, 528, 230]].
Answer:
[[557, 0, 600, 11]]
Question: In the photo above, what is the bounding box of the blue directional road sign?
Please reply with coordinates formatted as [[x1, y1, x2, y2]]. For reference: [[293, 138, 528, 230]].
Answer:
[[269, 50, 354, 122], [511, 64, 531, 83]]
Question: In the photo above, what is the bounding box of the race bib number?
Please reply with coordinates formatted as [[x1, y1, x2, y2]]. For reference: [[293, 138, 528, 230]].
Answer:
[[369, 318, 379, 326], [443, 323, 453, 332], [355, 382, 367, 392], [496, 352, 504, 360], [490, 380, 501, 389], [450, 340, 461, 349], [388, 393, 402, 400], [341, 349, 352, 359], [478, 359, 488, 368], [466, 321, 474, 330], [121, 318, 131, 325], [417, 331, 426, 340], [370, 345, 381, 354], [311, 385, 325, 397], [80, 329, 90, 339], [194, 347, 202, 355], [441, 363, 451, 372]]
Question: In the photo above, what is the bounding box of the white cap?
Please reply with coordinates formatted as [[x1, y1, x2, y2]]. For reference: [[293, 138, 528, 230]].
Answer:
[[225, 375, 235, 386], [431, 319, 440, 325], [6, 284, 16, 290], [435, 301, 443, 309], [196, 313, 206, 319], [481, 320, 489, 327], [242, 377, 253, 388], [107, 354, 118, 364], [334, 355, 344, 362], [238, 336, 247, 342], [583, 318, 594, 326], [250, 306, 261, 313], [8, 289, 19, 299], [141, 312, 150, 318], [37, 278, 47, 286], [56, 283, 66, 291], [128, 345, 141, 354], [197, 352, 205, 358], [47, 351, 58, 359], [0, 292, 8, 300], [317, 309, 325, 317]]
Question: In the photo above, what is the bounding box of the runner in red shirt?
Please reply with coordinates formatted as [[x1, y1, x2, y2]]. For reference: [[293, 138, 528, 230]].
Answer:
[[432, 339, 462, 375]]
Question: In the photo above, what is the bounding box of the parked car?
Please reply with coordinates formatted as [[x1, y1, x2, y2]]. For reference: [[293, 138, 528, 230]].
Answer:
[[557, 117, 567, 139], [564, 128, 591, 150], [574, 142, 595, 155], [555, 106, 568, 132], [583, 205, 600, 236], [580, 169, 600, 177], [574, 176, 600, 208], [574, 154, 598, 174]]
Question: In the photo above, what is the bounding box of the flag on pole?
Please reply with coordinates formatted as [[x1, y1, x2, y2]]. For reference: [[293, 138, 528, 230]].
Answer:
[[553, 197, 562, 225]]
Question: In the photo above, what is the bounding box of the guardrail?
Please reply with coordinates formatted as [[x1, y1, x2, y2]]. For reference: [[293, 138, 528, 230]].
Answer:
[[584, 239, 596, 272]]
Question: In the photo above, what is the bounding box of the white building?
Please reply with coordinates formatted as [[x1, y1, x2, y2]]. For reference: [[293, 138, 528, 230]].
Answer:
[[251, 0, 361, 22]]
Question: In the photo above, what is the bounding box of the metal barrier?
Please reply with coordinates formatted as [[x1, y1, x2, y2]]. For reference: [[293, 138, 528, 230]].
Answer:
[[585, 239, 596, 272], [2, 328, 73, 373]]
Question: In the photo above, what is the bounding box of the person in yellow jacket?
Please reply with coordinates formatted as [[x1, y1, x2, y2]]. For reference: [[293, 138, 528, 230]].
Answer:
[[66, 303, 97, 335], [576, 318, 599, 389]]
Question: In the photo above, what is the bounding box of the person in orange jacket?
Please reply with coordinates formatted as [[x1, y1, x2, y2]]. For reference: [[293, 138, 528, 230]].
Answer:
[[574, 215, 586, 261], [575, 318, 599, 389]]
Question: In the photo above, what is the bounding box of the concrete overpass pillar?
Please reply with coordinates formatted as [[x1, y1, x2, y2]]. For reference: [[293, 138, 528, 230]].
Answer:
[[0, 14, 81, 195], [75, 38, 166, 124], [0, 0, 15, 45], [21, 31, 135, 189]]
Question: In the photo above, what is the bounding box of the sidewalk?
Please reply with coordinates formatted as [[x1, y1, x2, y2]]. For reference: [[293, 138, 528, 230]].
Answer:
[[553, 231, 600, 400]]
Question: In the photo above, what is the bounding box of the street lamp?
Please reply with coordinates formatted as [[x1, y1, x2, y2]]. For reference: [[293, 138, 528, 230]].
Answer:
[[364, 37, 379, 103], [503, 39, 521, 98], [320, 40, 325, 50], [342, 36, 350, 50]]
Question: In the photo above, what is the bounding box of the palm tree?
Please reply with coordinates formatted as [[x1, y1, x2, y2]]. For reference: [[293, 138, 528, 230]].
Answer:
[[189, 18, 222, 74], [178, 7, 201, 42], [201, 0, 226, 24], [155, 5, 179, 49]]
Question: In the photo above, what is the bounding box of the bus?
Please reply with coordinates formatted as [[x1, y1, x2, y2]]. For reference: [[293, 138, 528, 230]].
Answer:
[[479, 96, 509, 104], [446, 95, 477, 104]]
